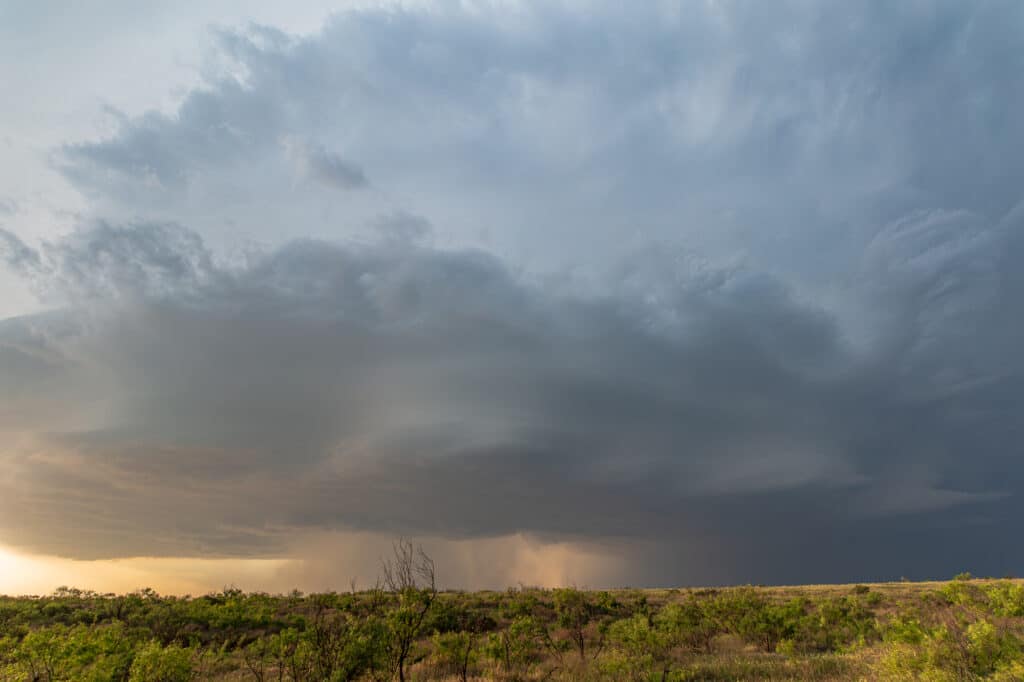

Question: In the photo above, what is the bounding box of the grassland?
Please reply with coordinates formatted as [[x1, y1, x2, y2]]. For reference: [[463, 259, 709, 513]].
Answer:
[[3, 567, 1024, 680]]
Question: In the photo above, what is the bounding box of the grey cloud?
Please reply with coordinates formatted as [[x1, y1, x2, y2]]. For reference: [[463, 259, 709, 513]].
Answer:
[[59, 80, 273, 194], [49, 2, 1024, 272], [304, 145, 366, 190], [0, 222, 216, 302], [0, 228, 41, 273], [1, 217, 1022, 584], [5, 1, 1024, 586], [281, 136, 368, 190], [371, 211, 432, 245]]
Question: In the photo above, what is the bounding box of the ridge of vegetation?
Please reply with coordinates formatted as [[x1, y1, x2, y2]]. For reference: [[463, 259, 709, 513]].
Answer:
[[2, 546, 1023, 681]]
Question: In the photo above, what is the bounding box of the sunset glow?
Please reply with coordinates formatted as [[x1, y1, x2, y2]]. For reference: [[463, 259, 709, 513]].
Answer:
[[0, 544, 296, 596]]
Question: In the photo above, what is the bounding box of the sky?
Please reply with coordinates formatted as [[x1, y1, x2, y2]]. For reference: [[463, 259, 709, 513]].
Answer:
[[1, 0, 1024, 595]]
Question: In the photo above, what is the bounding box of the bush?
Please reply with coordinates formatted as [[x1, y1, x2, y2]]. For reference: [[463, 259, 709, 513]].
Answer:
[[710, 589, 804, 653], [877, 619, 1024, 681], [982, 581, 1024, 617], [966, 620, 1021, 677], [795, 596, 879, 653], [128, 640, 193, 682], [500, 588, 541, 620], [655, 599, 722, 653], [485, 616, 541, 674], [552, 587, 603, 661], [940, 580, 984, 607], [603, 614, 672, 681], [431, 630, 478, 682], [883, 614, 928, 646]]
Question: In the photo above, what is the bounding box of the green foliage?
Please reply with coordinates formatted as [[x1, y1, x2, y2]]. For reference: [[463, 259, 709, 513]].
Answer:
[[305, 598, 383, 682], [500, 588, 541, 620], [864, 590, 884, 606], [967, 620, 1020, 676], [2, 575, 1024, 681], [878, 619, 1024, 681], [0, 622, 136, 681], [940, 579, 983, 607], [431, 630, 478, 682], [552, 587, 604, 660], [884, 614, 928, 645], [983, 581, 1024, 617], [602, 614, 674, 680], [655, 599, 722, 653], [796, 595, 879, 652], [128, 640, 193, 682], [710, 588, 804, 653], [485, 616, 542, 674]]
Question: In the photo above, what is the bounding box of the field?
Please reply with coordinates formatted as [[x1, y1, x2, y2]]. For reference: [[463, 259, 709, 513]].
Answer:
[[3, 557, 1024, 680]]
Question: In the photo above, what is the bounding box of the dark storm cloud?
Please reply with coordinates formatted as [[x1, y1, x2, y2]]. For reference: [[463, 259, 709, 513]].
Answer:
[[3, 1, 1024, 585], [1, 211, 1023, 583]]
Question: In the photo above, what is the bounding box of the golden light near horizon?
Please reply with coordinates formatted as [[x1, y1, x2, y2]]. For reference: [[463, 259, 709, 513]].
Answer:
[[0, 545, 70, 596], [0, 544, 296, 597], [0, 533, 637, 596]]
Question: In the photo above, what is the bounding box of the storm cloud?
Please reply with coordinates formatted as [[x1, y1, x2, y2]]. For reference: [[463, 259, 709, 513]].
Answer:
[[2, 1, 1024, 587], [2, 208, 1023, 586]]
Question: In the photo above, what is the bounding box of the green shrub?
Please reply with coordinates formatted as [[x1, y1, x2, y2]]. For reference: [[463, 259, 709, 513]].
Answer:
[[552, 587, 603, 660], [982, 581, 1024, 617], [795, 596, 878, 652], [655, 599, 722, 653], [485, 616, 541, 674], [128, 640, 193, 682], [710, 589, 804, 653], [877, 619, 1024, 681], [940, 580, 983, 607], [431, 630, 478, 682], [603, 614, 673, 680], [966, 620, 1021, 677], [883, 614, 928, 645], [500, 588, 541, 620]]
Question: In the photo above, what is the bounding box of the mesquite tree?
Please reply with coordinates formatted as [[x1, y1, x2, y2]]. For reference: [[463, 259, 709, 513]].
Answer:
[[379, 539, 437, 682]]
